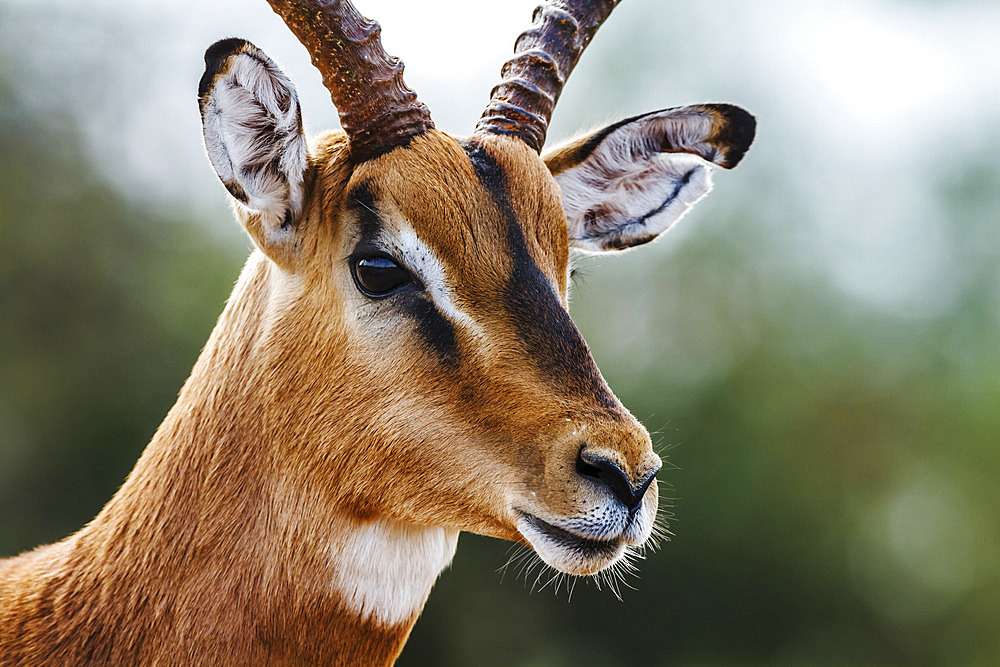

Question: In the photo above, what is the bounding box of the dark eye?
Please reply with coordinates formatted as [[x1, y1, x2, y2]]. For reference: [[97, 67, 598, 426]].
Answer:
[[351, 256, 413, 297]]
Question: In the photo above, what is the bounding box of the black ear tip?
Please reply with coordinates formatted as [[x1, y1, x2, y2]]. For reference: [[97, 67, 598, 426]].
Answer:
[[705, 103, 756, 169], [204, 38, 252, 69], [199, 38, 254, 100]]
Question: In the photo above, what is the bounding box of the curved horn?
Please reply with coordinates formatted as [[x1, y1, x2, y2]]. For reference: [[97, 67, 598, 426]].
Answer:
[[266, 0, 433, 161], [474, 0, 620, 152]]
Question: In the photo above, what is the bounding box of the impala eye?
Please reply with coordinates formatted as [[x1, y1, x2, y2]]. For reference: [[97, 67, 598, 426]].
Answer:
[[351, 255, 414, 298]]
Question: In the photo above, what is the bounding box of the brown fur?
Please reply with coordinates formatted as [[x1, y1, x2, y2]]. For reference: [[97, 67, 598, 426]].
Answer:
[[0, 130, 660, 663]]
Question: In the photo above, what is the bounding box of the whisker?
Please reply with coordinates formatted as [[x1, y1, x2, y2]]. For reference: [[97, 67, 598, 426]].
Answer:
[[497, 543, 532, 583]]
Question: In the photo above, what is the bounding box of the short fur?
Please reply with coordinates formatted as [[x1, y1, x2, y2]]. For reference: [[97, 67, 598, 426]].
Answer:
[[0, 34, 753, 665], [543, 104, 756, 251], [199, 38, 307, 268]]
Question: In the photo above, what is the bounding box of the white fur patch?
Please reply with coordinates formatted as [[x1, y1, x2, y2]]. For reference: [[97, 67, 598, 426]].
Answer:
[[516, 486, 657, 576], [552, 108, 725, 253], [200, 45, 306, 234], [516, 514, 627, 576], [389, 222, 481, 335], [326, 518, 459, 627]]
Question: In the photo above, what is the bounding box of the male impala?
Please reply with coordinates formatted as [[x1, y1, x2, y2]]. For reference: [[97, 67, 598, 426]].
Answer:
[[0, 0, 754, 663]]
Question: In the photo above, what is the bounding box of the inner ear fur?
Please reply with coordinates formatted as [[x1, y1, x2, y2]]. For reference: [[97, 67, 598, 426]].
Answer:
[[544, 104, 755, 253], [198, 38, 308, 268]]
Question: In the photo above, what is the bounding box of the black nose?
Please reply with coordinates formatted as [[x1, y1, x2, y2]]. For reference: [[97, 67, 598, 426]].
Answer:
[[576, 448, 659, 512]]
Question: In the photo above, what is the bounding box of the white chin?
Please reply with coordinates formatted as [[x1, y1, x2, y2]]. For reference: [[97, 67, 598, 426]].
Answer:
[[516, 515, 629, 576]]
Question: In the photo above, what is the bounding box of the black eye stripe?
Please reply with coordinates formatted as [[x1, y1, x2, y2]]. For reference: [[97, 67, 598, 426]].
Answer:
[[344, 184, 460, 365]]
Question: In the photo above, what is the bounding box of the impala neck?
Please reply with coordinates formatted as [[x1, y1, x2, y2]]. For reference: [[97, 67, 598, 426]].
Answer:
[[2, 253, 457, 664]]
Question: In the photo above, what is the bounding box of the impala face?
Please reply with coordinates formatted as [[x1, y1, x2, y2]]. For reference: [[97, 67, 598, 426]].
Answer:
[[305, 131, 664, 576], [199, 15, 754, 578]]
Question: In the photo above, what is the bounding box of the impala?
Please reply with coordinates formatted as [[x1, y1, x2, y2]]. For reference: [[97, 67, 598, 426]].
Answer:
[[0, 0, 754, 663]]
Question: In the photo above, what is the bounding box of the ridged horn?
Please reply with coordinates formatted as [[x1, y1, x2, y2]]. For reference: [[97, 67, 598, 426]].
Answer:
[[475, 0, 620, 152], [266, 0, 434, 162]]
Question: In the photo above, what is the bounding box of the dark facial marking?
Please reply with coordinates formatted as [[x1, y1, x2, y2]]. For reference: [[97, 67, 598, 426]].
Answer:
[[346, 182, 383, 244], [399, 294, 459, 366], [463, 142, 616, 410], [346, 182, 459, 366]]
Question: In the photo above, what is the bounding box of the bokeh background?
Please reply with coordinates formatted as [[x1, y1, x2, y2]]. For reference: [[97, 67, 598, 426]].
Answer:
[[2, 0, 998, 664]]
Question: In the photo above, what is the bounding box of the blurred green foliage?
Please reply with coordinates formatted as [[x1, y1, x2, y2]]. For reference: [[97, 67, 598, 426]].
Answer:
[[2, 6, 1000, 665], [0, 79, 244, 555]]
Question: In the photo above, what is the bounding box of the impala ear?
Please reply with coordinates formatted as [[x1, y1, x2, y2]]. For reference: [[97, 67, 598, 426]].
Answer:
[[198, 38, 307, 265], [544, 104, 755, 252]]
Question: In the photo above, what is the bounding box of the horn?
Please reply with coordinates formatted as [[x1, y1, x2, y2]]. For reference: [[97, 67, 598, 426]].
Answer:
[[266, 0, 434, 161], [475, 0, 620, 152]]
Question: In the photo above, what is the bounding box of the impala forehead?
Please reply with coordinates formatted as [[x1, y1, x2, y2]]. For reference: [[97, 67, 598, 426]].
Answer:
[[345, 131, 568, 294], [341, 134, 616, 412]]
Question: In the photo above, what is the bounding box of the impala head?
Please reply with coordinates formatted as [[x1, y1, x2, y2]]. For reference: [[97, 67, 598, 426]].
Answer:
[[197, 0, 754, 577]]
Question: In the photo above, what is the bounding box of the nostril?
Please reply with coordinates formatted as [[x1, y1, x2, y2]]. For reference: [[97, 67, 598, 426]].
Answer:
[[576, 448, 655, 512], [575, 454, 604, 482]]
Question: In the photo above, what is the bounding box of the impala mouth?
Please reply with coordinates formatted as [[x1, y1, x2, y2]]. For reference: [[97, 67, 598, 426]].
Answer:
[[517, 512, 627, 575]]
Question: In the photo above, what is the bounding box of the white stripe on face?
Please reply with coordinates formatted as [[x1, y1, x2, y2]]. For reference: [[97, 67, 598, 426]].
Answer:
[[389, 223, 482, 336]]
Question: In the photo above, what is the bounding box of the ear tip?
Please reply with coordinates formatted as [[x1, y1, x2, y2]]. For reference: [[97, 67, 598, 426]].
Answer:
[[704, 103, 757, 169], [204, 37, 254, 67], [199, 38, 257, 101]]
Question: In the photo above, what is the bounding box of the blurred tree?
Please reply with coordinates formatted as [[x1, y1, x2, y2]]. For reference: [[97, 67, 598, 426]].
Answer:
[[0, 75, 244, 556]]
